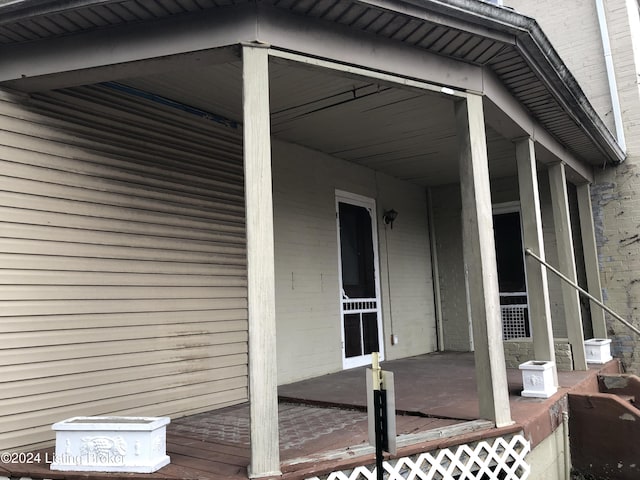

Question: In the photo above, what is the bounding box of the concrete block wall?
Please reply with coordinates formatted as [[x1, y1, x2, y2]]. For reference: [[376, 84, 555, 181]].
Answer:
[[526, 424, 569, 480], [503, 339, 573, 371]]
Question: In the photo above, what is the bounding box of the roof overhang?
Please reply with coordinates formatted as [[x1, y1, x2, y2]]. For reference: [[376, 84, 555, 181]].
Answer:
[[0, 0, 625, 170]]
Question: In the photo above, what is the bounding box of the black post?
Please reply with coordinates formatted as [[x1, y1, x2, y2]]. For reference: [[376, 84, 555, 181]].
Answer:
[[373, 389, 387, 480]]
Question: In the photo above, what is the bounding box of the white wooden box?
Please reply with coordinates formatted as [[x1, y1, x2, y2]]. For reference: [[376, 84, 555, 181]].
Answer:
[[50, 416, 170, 473], [519, 360, 557, 398], [585, 338, 613, 364]]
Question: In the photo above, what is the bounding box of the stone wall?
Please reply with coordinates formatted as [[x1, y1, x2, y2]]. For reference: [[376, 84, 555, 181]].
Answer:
[[503, 339, 573, 371]]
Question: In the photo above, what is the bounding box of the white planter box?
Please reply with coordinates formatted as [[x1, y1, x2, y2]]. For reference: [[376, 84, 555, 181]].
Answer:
[[50, 416, 170, 473], [585, 338, 613, 364], [519, 360, 557, 398]]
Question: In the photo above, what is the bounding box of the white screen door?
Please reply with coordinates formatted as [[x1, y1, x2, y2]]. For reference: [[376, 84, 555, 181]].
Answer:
[[336, 191, 384, 369], [493, 206, 531, 339]]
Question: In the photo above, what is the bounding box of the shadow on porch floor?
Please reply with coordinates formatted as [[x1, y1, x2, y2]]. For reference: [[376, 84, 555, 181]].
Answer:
[[0, 352, 619, 480]]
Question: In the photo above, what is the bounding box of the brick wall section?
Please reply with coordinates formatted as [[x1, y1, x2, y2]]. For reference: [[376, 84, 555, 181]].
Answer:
[[503, 340, 573, 371], [508, 0, 640, 372], [590, 0, 640, 372]]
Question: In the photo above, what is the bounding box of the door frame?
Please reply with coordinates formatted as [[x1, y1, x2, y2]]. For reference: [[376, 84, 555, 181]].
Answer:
[[335, 190, 385, 369], [492, 201, 532, 339]]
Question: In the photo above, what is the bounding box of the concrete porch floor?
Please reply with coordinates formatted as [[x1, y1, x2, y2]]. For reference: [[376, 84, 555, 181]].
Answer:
[[0, 352, 619, 480]]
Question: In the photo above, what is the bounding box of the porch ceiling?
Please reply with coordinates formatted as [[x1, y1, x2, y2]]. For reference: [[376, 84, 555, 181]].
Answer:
[[121, 59, 516, 187], [0, 0, 624, 168]]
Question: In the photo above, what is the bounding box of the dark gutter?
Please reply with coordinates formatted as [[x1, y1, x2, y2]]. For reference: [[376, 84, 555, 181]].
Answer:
[[364, 0, 626, 165]]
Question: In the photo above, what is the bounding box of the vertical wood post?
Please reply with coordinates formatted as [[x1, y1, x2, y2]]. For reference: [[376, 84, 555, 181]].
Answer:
[[455, 94, 512, 428], [242, 44, 281, 477], [515, 137, 558, 386], [548, 162, 588, 370], [577, 183, 608, 339]]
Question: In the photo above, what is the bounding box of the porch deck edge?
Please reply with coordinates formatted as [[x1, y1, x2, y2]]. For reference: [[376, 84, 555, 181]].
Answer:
[[279, 419, 520, 479]]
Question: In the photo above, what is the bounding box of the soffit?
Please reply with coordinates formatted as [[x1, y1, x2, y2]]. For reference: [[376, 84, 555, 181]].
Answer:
[[121, 58, 515, 187], [0, 0, 623, 168]]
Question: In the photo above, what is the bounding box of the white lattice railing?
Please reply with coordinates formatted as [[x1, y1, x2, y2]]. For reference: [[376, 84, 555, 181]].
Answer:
[[306, 434, 530, 480], [500, 292, 530, 340], [501, 304, 528, 340]]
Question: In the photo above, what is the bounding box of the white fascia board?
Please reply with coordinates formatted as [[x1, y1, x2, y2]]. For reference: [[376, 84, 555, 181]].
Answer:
[[0, 4, 257, 88], [3, 47, 240, 92], [0, 2, 484, 95], [256, 5, 483, 94], [269, 49, 467, 99]]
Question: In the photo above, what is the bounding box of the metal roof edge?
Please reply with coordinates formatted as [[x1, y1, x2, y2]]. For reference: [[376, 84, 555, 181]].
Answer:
[[376, 0, 626, 165], [0, 1, 122, 24], [515, 29, 626, 165], [0, 0, 626, 165]]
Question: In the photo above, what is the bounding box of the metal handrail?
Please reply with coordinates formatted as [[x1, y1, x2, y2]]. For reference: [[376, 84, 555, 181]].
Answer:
[[525, 248, 640, 336]]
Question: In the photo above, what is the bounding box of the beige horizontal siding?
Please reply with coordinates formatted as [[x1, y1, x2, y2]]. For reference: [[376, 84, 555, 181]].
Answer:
[[0, 297, 246, 316], [2, 365, 248, 417], [0, 238, 246, 264], [0, 270, 247, 286], [0, 332, 248, 365], [0, 253, 246, 274], [0, 321, 248, 349], [0, 389, 247, 452], [1, 343, 247, 382], [0, 85, 248, 450], [1, 376, 248, 430], [3, 353, 248, 397], [1, 309, 247, 332]]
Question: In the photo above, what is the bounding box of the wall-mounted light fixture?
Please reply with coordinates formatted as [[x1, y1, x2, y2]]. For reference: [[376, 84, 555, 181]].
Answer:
[[383, 209, 398, 229]]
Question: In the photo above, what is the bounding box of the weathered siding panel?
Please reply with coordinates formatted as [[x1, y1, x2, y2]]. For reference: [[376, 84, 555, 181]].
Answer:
[[0, 86, 248, 450]]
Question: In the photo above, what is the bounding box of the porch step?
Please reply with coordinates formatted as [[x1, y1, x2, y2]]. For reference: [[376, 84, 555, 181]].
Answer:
[[568, 373, 640, 480], [598, 373, 640, 408], [616, 394, 636, 405], [569, 392, 640, 480]]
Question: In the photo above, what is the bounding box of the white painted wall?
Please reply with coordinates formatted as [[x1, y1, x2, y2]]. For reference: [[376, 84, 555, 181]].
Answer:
[[527, 424, 569, 480], [429, 183, 468, 351], [272, 140, 436, 384]]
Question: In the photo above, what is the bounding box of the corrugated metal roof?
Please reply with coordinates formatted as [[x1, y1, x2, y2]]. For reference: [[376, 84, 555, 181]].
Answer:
[[0, 0, 625, 166]]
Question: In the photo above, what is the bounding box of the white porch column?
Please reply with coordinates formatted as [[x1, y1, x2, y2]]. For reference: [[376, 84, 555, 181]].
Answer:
[[577, 182, 608, 339], [455, 94, 512, 427], [515, 138, 558, 385], [548, 162, 588, 370], [242, 44, 281, 477]]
